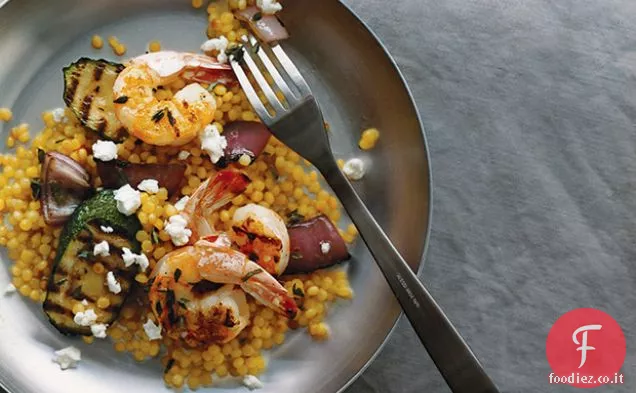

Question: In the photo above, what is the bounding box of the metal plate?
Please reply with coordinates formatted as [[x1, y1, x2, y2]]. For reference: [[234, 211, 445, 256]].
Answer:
[[0, 0, 431, 392]]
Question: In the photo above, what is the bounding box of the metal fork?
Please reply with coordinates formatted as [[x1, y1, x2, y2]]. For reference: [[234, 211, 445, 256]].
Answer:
[[230, 38, 499, 393]]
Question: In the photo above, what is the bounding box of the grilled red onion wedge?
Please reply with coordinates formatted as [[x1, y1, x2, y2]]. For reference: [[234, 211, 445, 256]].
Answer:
[[285, 215, 350, 274], [40, 152, 91, 225]]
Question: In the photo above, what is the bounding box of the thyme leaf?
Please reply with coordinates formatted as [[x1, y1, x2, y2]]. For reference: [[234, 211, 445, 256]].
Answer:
[[241, 268, 263, 282]]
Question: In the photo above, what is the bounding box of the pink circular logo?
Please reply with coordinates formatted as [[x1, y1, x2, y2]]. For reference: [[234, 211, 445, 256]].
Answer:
[[546, 308, 626, 388]]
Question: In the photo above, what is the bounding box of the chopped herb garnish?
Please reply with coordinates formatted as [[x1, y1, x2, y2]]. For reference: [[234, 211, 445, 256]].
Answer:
[[164, 358, 175, 374], [55, 138, 65, 144], [70, 286, 83, 300], [114, 159, 130, 168], [113, 96, 129, 104], [155, 301, 163, 316], [292, 283, 304, 298], [252, 12, 262, 21], [174, 268, 182, 283], [37, 148, 46, 163], [151, 108, 165, 123], [151, 228, 160, 244], [241, 268, 263, 282], [167, 110, 176, 126], [287, 210, 305, 225], [290, 251, 303, 260], [55, 278, 68, 286], [226, 45, 245, 63], [30, 179, 41, 200]]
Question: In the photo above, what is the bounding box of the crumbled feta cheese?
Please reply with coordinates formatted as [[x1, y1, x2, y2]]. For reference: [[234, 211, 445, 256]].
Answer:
[[122, 247, 136, 267], [53, 346, 81, 370], [165, 215, 192, 246], [4, 283, 16, 295], [257, 0, 282, 14], [320, 241, 331, 254], [90, 323, 108, 339], [93, 240, 110, 257], [177, 150, 191, 160], [143, 318, 162, 341], [174, 196, 190, 212], [137, 179, 159, 194], [121, 248, 149, 271], [100, 225, 114, 233], [51, 108, 67, 123], [114, 184, 141, 216], [243, 375, 264, 390], [342, 158, 366, 180], [200, 124, 227, 164], [91, 140, 118, 161], [73, 309, 97, 326], [106, 271, 121, 294], [81, 299, 88, 306], [201, 35, 229, 63]]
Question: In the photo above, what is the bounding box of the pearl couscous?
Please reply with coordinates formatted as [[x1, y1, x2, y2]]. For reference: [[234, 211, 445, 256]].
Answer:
[[0, 0, 357, 390]]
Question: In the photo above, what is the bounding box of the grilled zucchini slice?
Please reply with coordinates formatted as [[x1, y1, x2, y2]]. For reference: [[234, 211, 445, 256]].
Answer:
[[43, 190, 141, 336], [62, 58, 128, 142]]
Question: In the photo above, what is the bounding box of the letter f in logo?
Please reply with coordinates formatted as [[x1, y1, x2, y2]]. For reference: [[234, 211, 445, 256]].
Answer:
[[572, 324, 602, 368]]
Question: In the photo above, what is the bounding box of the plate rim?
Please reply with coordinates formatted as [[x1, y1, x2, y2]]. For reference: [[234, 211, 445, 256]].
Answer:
[[332, 1, 433, 392]]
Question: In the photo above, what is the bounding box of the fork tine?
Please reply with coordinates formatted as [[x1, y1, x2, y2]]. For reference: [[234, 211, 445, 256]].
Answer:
[[240, 44, 287, 114], [230, 56, 272, 124], [249, 36, 299, 105], [271, 44, 312, 97]]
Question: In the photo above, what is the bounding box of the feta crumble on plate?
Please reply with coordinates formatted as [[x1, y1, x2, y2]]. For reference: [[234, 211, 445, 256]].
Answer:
[[53, 346, 81, 370], [242, 375, 264, 390], [320, 241, 331, 254], [106, 271, 121, 294], [100, 225, 114, 233], [174, 196, 190, 212], [257, 0, 282, 14], [122, 248, 149, 271], [201, 35, 229, 63], [200, 124, 227, 164], [73, 309, 97, 326], [165, 215, 192, 246], [342, 158, 366, 180], [50, 108, 66, 123], [93, 240, 110, 257], [114, 184, 141, 216], [137, 179, 159, 194], [90, 323, 108, 339], [143, 318, 162, 341], [177, 150, 191, 160], [4, 283, 16, 295], [91, 140, 118, 161]]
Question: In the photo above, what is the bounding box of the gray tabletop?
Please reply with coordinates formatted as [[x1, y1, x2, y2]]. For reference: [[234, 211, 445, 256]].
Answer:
[[342, 0, 636, 392]]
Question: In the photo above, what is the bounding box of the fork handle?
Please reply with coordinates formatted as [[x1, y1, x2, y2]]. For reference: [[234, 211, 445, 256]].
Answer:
[[320, 160, 499, 393]]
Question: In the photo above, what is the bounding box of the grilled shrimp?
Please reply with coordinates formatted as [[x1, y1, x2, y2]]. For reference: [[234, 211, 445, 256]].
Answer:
[[231, 204, 290, 276], [149, 235, 298, 346], [179, 169, 252, 242], [149, 170, 298, 345], [113, 51, 235, 146], [149, 235, 250, 346]]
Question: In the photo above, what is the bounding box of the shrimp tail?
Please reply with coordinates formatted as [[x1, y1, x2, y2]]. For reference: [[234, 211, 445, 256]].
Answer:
[[184, 170, 251, 240], [239, 262, 299, 319]]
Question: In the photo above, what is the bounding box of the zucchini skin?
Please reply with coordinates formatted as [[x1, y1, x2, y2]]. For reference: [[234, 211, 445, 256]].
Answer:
[[62, 58, 128, 142], [43, 190, 142, 336]]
